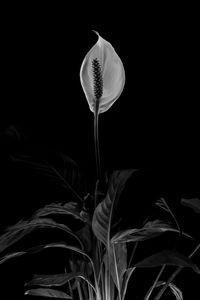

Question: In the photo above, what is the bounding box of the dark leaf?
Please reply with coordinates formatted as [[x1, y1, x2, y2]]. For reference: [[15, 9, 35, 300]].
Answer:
[[43, 243, 93, 267], [0, 242, 90, 270], [25, 272, 82, 287], [76, 224, 92, 252], [92, 169, 136, 246], [181, 198, 200, 214], [0, 218, 83, 255], [24, 288, 72, 298], [134, 250, 200, 273], [34, 202, 88, 222]]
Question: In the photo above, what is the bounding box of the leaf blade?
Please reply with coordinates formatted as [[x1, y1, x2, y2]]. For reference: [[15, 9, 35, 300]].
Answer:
[[24, 288, 72, 298], [92, 169, 135, 246], [181, 198, 200, 214], [111, 219, 192, 244], [134, 250, 200, 274], [0, 251, 26, 265], [0, 217, 83, 255], [34, 202, 88, 222], [25, 272, 82, 287]]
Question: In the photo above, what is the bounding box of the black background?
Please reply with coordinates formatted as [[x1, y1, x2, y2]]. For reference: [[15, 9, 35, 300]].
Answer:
[[0, 3, 199, 300]]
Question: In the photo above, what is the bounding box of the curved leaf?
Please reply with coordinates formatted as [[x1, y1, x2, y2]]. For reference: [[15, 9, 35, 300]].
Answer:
[[34, 202, 89, 223], [111, 219, 192, 244], [156, 281, 183, 300], [181, 197, 200, 214], [25, 271, 96, 295], [0, 251, 26, 265], [25, 272, 82, 287], [134, 250, 200, 274], [169, 283, 183, 300], [24, 288, 72, 298], [155, 198, 182, 238], [92, 169, 135, 246], [0, 217, 83, 254]]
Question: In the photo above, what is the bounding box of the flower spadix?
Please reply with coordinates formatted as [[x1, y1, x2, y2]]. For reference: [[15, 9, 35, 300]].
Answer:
[[80, 31, 125, 114]]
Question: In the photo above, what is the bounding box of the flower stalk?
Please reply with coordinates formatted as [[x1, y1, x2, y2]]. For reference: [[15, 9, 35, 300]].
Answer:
[[94, 100, 101, 181]]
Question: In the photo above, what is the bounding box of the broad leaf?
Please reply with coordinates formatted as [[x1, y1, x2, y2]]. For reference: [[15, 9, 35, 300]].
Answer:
[[103, 243, 127, 293], [134, 250, 200, 273], [0, 218, 83, 254], [111, 219, 192, 244], [92, 169, 135, 246], [25, 272, 82, 287], [181, 197, 200, 214], [11, 152, 83, 202], [34, 202, 89, 223], [24, 288, 72, 298], [156, 281, 183, 300]]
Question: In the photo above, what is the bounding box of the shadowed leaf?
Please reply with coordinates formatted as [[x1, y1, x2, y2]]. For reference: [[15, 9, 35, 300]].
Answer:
[[34, 202, 89, 223], [111, 219, 192, 244], [181, 198, 200, 214], [24, 288, 72, 298], [25, 270, 95, 295], [25, 272, 82, 287], [134, 250, 200, 274], [0, 218, 83, 255], [92, 169, 136, 246], [76, 224, 92, 252], [0, 242, 95, 291]]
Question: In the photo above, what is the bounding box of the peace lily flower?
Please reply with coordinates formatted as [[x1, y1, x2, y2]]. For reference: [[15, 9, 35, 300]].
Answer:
[[80, 31, 125, 114]]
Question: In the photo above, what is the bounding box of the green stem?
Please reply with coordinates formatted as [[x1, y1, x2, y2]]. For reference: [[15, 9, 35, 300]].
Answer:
[[94, 102, 101, 181], [154, 242, 200, 300]]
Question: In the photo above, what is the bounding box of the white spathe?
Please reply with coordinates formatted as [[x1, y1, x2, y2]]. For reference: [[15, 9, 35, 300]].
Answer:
[[80, 31, 125, 114]]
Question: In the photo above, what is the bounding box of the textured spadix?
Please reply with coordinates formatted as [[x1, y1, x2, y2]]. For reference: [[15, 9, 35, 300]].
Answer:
[[80, 31, 125, 114]]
